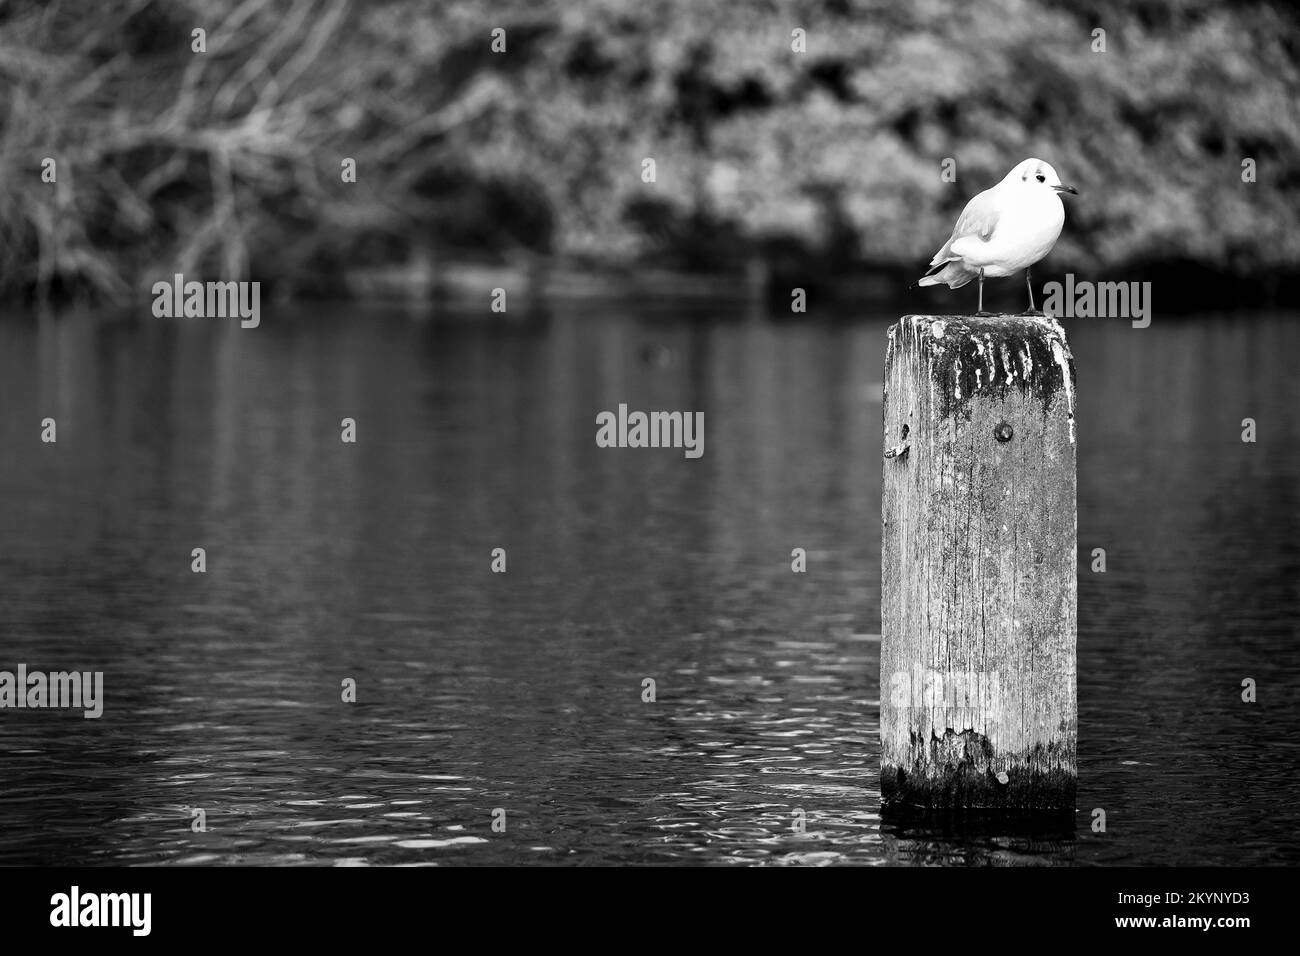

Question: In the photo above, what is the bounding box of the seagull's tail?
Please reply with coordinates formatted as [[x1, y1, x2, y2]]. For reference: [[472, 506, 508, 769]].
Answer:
[[914, 260, 977, 290]]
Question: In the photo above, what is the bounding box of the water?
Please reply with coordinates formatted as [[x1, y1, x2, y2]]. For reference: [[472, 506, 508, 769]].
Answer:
[[0, 301, 1295, 866]]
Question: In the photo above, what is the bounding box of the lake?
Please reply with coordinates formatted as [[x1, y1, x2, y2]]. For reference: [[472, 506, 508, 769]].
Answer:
[[0, 299, 1296, 865]]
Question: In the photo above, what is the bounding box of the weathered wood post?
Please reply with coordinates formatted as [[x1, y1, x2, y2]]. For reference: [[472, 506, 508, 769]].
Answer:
[[881, 314, 1077, 810]]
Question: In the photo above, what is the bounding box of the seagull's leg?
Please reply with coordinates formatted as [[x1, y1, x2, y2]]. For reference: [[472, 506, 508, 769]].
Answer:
[[975, 269, 994, 316], [1016, 267, 1045, 315]]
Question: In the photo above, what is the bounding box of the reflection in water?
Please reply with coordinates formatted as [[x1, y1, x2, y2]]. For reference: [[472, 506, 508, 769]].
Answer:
[[881, 808, 1076, 866], [0, 303, 1295, 865]]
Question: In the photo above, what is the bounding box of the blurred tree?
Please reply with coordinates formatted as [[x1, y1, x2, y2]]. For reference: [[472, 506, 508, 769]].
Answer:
[[0, 0, 1296, 302]]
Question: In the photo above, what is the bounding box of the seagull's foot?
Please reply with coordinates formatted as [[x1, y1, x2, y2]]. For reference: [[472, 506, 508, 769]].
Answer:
[[1016, 308, 1046, 317], [974, 310, 998, 318]]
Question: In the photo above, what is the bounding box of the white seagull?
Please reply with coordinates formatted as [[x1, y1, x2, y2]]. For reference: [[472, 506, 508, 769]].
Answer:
[[915, 158, 1078, 314]]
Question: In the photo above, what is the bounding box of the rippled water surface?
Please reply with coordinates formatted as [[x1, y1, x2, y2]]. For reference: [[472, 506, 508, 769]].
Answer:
[[0, 302, 1296, 865]]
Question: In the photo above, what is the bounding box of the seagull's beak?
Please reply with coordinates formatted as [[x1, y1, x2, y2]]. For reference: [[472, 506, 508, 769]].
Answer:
[[1054, 183, 1079, 195]]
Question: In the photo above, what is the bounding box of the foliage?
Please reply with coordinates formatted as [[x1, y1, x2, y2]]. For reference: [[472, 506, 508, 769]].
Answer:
[[0, 0, 1296, 300]]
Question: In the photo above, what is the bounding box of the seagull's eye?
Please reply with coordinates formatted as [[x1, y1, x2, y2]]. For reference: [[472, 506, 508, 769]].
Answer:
[[1035, 174, 1046, 183]]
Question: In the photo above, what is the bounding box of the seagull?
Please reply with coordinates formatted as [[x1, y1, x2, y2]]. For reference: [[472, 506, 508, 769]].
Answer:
[[915, 158, 1078, 314]]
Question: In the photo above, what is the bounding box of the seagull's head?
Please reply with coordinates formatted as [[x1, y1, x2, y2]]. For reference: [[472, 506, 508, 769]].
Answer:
[[1010, 158, 1078, 197]]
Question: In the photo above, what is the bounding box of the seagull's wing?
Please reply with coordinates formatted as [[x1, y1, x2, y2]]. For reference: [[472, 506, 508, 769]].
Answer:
[[927, 187, 1000, 268]]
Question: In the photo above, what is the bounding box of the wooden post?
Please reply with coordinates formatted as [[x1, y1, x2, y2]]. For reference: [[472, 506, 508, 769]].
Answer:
[[881, 314, 1077, 810]]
